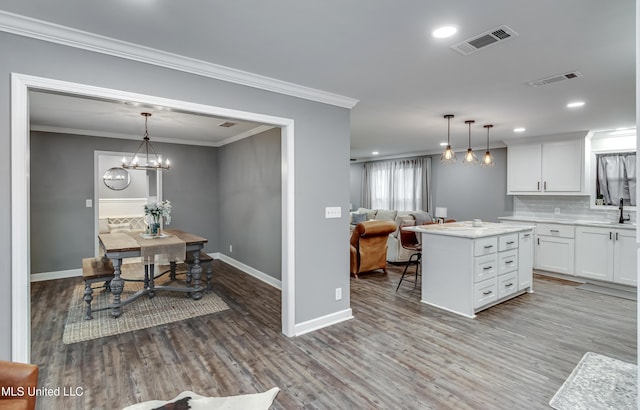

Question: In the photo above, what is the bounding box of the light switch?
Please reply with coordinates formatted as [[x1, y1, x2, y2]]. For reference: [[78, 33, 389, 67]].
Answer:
[[85, 199, 93, 208], [325, 206, 341, 219]]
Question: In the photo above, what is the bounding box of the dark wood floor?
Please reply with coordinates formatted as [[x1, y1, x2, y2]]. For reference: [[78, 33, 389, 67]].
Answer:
[[31, 262, 636, 409]]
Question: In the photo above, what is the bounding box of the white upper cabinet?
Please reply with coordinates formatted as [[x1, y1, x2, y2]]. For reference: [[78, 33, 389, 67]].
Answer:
[[507, 139, 584, 195]]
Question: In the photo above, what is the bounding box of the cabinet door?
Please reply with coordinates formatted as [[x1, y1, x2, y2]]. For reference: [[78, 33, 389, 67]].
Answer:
[[507, 144, 542, 193], [613, 229, 637, 286], [575, 227, 613, 281], [518, 231, 534, 290], [542, 140, 583, 192], [536, 236, 575, 275]]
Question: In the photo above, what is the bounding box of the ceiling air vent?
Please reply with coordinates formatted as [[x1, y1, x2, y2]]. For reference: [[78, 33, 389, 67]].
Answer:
[[218, 121, 237, 128], [527, 72, 583, 87], [450, 25, 519, 56]]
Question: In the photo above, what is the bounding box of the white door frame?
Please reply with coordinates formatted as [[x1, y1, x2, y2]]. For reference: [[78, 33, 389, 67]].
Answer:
[[11, 73, 296, 362]]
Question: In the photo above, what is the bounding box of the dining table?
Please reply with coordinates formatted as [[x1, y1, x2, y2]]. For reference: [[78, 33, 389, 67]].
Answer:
[[98, 228, 208, 318]]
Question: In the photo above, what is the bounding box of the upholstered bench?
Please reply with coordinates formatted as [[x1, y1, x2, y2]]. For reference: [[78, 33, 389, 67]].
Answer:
[[82, 257, 115, 320]]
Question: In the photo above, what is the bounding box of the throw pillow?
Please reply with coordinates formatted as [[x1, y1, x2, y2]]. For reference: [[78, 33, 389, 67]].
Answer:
[[351, 212, 367, 225], [375, 209, 398, 222], [108, 222, 132, 233], [356, 207, 378, 220], [410, 211, 434, 225]]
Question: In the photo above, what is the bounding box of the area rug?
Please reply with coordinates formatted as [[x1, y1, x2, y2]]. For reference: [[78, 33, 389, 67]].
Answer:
[[63, 281, 229, 345], [122, 387, 280, 410], [549, 352, 637, 410]]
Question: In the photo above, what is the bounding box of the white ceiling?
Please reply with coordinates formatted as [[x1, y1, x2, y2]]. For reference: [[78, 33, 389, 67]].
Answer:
[[2, 0, 636, 159]]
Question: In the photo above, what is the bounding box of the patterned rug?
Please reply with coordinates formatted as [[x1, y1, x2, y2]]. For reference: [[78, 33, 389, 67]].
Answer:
[[63, 279, 230, 345], [550, 352, 637, 410]]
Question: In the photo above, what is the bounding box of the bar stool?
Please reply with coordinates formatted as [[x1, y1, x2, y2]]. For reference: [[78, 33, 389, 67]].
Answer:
[[396, 223, 422, 291]]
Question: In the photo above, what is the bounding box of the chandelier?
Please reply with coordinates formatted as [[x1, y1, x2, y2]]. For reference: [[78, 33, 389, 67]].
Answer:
[[122, 112, 171, 170], [481, 124, 495, 167], [440, 114, 456, 164], [462, 120, 479, 166]]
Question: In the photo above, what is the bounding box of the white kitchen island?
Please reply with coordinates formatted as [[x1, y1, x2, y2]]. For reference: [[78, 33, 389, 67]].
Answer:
[[405, 221, 535, 318]]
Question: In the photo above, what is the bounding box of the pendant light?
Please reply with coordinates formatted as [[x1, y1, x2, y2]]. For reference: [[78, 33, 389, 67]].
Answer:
[[462, 120, 479, 166], [440, 114, 456, 164], [481, 124, 495, 167], [122, 112, 171, 171]]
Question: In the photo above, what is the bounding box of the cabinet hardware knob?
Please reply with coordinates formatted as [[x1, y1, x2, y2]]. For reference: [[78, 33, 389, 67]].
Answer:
[[484, 245, 494, 249], [483, 290, 493, 296], [483, 266, 493, 270], [505, 283, 514, 287], [544, 181, 547, 190], [506, 241, 515, 244], [505, 260, 514, 264], [523, 234, 531, 237], [537, 181, 540, 191], [610, 232, 612, 240], [550, 229, 559, 233], [537, 238, 540, 245], [616, 232, 619, 240]]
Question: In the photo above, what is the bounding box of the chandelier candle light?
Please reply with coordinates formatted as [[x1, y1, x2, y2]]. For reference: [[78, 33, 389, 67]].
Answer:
[[122, 112, 171, 170], [481, 124, 495, 167], [440, 114, 456, 164], [463, 120, 479, 166]]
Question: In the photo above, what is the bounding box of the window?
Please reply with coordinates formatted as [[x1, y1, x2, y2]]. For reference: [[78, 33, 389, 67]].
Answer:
[[596, 152, 636, 206], [362, 158, 431, 211]]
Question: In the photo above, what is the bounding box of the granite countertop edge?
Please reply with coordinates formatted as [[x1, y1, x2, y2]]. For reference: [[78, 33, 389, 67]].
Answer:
[[498, 216, 636, 230]]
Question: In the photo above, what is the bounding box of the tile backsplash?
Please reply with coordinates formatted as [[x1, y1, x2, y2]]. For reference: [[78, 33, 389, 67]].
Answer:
[[513, 195, 636, 223]]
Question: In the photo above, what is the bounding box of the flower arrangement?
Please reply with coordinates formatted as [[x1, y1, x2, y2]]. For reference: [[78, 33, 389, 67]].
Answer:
[[144, 200, 172, 234]]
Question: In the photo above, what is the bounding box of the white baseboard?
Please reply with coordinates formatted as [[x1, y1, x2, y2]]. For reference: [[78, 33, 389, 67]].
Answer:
[[293, 308, 353, 336], [31, 268, 81, 282], [212, 253, 282, 290]]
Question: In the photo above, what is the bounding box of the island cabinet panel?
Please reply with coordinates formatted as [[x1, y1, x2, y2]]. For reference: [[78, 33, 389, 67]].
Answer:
[[413, 222, 535, 318]]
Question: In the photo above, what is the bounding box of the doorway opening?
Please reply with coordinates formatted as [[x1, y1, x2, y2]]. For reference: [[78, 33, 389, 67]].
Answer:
[[11, 73, 296, 362]]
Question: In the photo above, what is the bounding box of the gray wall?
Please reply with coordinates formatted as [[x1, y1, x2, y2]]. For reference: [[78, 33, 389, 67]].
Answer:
[[218, 128, 282, 279], [2, 32, 351, 358], [30, 131, 219, 274], [430, 147, 513, 222], [350, 148, 513, 222]]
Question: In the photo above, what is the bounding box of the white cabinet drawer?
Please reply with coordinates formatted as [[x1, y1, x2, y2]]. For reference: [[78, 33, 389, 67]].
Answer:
[[498, 250, 518, 275], [474, 279, 498, 309], [537, 223, 574, 238], [473, 254, 497, 283], [498, 272, 518, 299], [498, 234, 518, 251], [474, 237, 498, 256]]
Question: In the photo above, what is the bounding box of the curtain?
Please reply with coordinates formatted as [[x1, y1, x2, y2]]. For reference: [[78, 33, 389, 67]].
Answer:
[[597, 153, 636, 206], [361, 157, 431, 212]]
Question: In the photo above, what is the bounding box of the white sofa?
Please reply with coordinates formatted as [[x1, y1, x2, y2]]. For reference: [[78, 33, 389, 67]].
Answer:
[[350, 208, 434, 263]]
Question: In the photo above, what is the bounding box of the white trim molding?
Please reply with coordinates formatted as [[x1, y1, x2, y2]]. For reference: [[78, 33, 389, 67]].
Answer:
[[212, 253, 282, 290], [0, 11, 359, 109], [293, 309, 354, 336], [31, 269, 82, 283]]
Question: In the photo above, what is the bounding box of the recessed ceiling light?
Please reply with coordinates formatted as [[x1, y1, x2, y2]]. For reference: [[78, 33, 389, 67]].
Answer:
[[514, 127, 526, 132], [372, 151, 379, 155], [439, 142, 448, 146], [432, 26, 457, 39], [567, 101, 585, 108]]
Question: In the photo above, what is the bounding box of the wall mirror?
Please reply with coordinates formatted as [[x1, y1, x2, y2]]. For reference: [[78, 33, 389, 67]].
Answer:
[[102, 167, 131, 191]]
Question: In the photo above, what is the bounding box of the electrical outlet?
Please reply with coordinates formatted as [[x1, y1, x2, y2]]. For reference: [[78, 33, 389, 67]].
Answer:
[[325, 206, 341, 219], [335, 287, 342, 300], [229, 244, 233, 253], [554, 208, 561, 215], [85, 199, 92, 208]]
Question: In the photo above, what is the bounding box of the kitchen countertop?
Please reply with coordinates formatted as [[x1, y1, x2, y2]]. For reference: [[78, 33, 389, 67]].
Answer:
[[498, 216, 636, 230], [405, 221, 534, 239]]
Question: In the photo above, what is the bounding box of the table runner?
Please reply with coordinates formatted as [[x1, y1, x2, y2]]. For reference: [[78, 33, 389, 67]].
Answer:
[[126, 232, 186, 265]]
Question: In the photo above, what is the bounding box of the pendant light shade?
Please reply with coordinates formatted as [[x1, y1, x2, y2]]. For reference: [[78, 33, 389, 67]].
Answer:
[[481, 124, 495, 167], [462, 120, 479, 166], [440, 114, 456, 164], [122, 113, 171, 171]]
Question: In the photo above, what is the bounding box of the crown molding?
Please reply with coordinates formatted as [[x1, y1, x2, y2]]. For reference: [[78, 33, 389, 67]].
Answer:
[[0, 11, 359, 109]]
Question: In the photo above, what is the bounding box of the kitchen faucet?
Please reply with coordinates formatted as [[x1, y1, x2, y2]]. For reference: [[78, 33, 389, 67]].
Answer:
[[619, 198, 631, 223]]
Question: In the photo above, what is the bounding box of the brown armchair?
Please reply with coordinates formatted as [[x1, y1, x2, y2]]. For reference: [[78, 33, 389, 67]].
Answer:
[[0, 361, 39, 410], [350, 220, 397, 278]]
